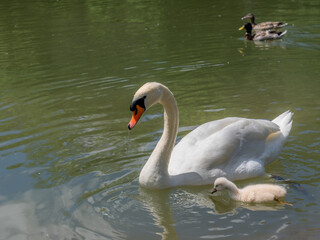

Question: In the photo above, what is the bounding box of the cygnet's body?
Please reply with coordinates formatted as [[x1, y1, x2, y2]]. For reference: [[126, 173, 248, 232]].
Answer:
[[211, 177, 287, 203]]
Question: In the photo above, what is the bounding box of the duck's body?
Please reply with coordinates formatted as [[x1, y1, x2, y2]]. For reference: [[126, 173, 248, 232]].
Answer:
[[128, 82, 293, 189], [239, 23, 287, 41], [241, 13, 288, 31], [211, 177, 288, 204]]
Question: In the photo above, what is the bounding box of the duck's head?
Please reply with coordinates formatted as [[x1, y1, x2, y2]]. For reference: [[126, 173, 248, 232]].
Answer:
[[128, 82, 165, 130], [211, 177, 229, 194], [241, 13, 255, 21], [239, 22, 253, 34]]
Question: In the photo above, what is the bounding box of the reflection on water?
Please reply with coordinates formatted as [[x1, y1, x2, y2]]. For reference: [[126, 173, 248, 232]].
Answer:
[[210, 193, 286, 214], [139, 188, 178, 240], [0, 185, 125, 240], [0, 0, 320, 239]]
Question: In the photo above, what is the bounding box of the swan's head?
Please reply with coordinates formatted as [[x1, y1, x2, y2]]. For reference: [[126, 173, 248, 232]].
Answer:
[[128, 82, 165, 130], [211, 177, 230, 194]]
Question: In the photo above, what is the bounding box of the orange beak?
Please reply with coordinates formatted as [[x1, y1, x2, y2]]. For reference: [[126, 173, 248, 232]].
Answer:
[[128, 105, 144, 130]]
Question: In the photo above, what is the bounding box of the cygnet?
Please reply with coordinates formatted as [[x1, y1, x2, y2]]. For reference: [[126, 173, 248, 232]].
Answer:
[[211, 177, 291, 205]]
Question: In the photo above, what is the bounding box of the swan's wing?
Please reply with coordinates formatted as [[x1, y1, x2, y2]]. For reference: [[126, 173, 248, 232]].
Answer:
[[169, 118, 280, 174], [176, 117, 242, 145]]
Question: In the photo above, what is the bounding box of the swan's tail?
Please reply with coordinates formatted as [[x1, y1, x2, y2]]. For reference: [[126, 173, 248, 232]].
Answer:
[[272, 110, 293, 139]]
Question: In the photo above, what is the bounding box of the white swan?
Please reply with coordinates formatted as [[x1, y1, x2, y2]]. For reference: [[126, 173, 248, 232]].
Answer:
[[211, 177, 289, 204], [128, 82, 293, 189]]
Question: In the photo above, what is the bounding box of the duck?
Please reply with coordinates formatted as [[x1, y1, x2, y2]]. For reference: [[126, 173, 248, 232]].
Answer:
[[239, 22, 287, 41], [128, 82, 293, 189], [211, 177, 291, 205], [241, 13, 288, 31]]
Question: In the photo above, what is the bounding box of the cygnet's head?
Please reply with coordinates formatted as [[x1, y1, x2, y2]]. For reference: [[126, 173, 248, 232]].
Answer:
[[211, 177, 230, 194]]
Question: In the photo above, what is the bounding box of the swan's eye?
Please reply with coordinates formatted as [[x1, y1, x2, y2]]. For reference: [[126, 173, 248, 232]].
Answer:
[[130, 96, 146, 112]]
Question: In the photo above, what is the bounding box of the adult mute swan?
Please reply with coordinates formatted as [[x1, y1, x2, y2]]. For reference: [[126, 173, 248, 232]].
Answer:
[[211, 177, 290, 205], [128, 82, 293, 189]]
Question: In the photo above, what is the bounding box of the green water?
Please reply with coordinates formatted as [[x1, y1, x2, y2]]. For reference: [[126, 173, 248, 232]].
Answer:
[[0, 0, 319, 239]]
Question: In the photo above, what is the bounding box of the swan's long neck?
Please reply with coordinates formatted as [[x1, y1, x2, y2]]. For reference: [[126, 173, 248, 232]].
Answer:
[[139, 87, 179, 189]]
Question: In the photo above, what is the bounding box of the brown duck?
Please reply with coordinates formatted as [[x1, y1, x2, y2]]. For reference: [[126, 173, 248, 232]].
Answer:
[[241, 13, 287, 31], [239, 22, 287, 41]]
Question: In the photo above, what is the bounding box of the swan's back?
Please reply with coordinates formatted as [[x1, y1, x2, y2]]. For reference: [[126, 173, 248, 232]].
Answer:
[[168, 111, 293, 183], [169, 118, 280, 175]]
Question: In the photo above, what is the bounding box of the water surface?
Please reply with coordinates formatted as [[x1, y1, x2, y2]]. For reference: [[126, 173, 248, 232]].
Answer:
[[0, 0, 319, 239]]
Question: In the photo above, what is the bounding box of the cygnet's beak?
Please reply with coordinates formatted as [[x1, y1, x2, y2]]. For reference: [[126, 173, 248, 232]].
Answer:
[[211, 187, 217, 194]]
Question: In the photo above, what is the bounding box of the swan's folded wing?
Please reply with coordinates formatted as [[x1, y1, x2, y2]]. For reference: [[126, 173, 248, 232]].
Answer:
[[169, 118, 280, 174]]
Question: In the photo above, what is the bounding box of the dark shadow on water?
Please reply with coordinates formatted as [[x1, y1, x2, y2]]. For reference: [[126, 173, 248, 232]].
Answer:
[[270, 174, 315, 201]]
